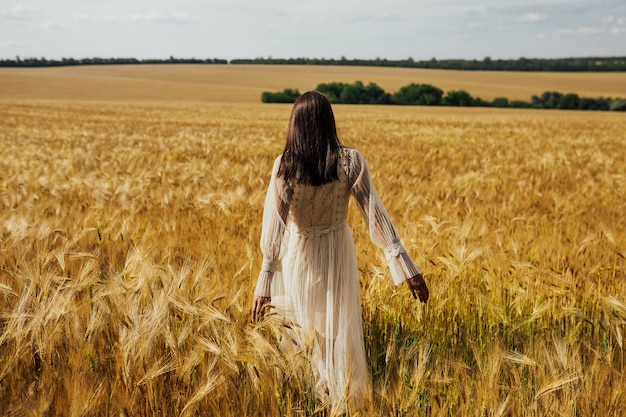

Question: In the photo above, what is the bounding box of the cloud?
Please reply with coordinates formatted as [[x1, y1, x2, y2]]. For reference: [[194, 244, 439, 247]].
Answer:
[[601, 15, 626, 35], [537, 21, 614, 40], [74, 11, 194, 24], [0, 4, 38, 20], [350, 12, 403, 23], [547, 0, 615, 14], [517, 12, 547, 22], [0, 40, 25, 48], [41, 21, 67, 30], [611, 16, 626, 34], [577, 26, 604, 35], [493, 0, 616, 16], [602, 15, 626, 24]]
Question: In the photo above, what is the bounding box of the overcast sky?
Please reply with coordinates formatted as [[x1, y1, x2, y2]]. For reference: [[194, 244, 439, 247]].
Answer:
[[1, 0, 625, 61]]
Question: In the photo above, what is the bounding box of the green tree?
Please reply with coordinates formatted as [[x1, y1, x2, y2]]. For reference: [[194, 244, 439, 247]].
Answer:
[[316, 82, 347, 103], [443, 90, 475, 106], [558, 93, 580, 109], [261, 88, 300, 103], [530, 95, 543, 108], [339, 81, 369, 104], [492, 97, 509, 108], [578, 97, 610, 111], [334, 81, 390, 104], [593, 97, 611, 110], [579, 97, 596, 110], [364, 82, 392, 104], [391, 83, 443, 105], [473, 97, 491, 107], [510, 100, 530, 108], [540, 91, 563, 108]]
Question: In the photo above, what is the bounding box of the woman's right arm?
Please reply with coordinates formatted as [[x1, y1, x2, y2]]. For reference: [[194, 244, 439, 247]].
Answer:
[[252, 156, 292, 321]]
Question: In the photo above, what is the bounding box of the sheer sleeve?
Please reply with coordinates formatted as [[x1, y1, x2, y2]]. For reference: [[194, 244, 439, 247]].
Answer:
[[254, 155, 292, 297], [347, 149, 421, 285]]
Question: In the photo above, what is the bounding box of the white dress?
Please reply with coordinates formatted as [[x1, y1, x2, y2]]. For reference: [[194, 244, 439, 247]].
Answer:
[[254, 147, 420, 410]]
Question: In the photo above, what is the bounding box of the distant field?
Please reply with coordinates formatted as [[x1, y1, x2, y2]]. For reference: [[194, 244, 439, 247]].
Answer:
[[1, 64, 626, 103]]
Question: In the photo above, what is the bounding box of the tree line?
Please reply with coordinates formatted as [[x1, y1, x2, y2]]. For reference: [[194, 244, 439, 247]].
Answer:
[[0, 56, 227, 67], [261, 81, 626, 111], [2, 55, 626, 71], [234, 56, 626, 72]]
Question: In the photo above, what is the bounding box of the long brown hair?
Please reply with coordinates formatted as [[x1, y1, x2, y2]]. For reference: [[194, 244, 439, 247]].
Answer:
[[278, 90, 343, 186]]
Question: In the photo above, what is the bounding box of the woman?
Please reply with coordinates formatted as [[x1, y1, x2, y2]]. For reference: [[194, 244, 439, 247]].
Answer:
[[251, 90, 428, 410]]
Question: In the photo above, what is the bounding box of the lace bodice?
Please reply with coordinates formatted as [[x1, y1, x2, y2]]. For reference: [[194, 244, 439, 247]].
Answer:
[[288, 152, 350, 235]]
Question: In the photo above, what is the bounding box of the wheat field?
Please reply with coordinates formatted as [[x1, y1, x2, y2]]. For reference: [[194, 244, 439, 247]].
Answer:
[[1, 65, 625, 416], [2, 64, 626, 103]]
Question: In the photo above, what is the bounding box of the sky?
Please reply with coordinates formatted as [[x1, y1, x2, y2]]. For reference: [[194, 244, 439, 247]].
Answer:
[[1, 0, 625, 61]]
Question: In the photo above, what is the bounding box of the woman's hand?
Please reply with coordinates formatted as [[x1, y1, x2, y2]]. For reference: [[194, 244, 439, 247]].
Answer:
[[406, 273, 429, 303], [251, 296, 271, 323]]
